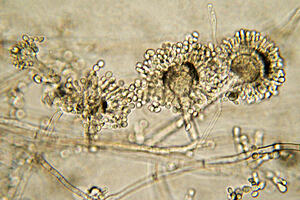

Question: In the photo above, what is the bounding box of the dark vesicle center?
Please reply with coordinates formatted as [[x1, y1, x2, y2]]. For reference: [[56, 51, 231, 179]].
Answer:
[[184, 62, 199, 83], [162, 61, 199, 95], [101, 99, 108, 113], [255, 50, 271, 78]]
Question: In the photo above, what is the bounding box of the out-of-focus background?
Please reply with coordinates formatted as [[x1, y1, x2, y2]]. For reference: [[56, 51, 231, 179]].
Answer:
[[0, 0, 299, 200]]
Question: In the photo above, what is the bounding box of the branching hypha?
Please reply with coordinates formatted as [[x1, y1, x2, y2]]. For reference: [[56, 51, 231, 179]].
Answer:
[[1, 2, 300, 200]]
